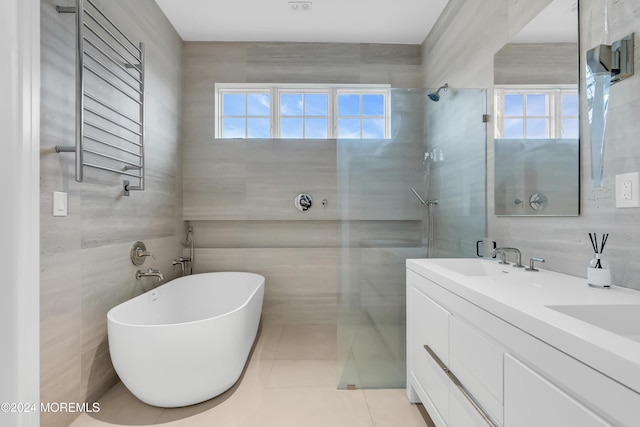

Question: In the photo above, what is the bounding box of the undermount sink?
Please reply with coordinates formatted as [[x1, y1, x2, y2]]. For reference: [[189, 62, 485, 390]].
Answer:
[[427, 258, 492, 276], [546, 304, 640, 343]]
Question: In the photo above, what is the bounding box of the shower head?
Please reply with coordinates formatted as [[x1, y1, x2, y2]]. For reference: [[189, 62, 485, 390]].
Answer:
[[427, 83, 449, 102]]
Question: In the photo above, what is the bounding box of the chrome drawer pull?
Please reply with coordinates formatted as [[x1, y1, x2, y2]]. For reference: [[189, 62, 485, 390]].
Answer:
[[424, 345, 500, 427]]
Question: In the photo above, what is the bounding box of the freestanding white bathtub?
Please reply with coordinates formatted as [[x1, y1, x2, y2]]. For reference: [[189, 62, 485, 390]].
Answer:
[[107, 272, 265, 408]]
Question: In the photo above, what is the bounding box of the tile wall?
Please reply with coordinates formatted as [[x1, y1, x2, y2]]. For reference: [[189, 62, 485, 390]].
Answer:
[[39, 0, 183, 425], [182, 42, 424, 325]]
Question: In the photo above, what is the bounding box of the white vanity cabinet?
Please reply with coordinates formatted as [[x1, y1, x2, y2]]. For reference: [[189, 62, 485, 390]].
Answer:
[[407, 269, 503, 426], [504, 354, 610, 427], [406, 260, 640, 427]]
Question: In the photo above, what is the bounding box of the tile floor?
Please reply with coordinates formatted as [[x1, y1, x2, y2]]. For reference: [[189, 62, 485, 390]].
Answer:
[[69, 324, 431, 427]]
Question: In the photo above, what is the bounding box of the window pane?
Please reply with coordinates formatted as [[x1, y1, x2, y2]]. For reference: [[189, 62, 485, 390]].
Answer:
[[503, 118, 524, 138], [222, 94, 245, 116], [305, 118, 328, 139], [338, 118, 360, 138], [363, 94, 384, 116], [281, 118, 303, 138], [222, 118, 245, 138], [362, 119, 385, 138], [247, 94, 270, 115], [247, 118, 270, 138], [280, 94, 303, 116], [562, 118, 579, 138], [526, 119, 548, 138], [338, 94, 360, 116], [526, 94, 547, 116], [562, 94, 579, 116], [305, 94, 328, 116], [504, 95, 524, 116]]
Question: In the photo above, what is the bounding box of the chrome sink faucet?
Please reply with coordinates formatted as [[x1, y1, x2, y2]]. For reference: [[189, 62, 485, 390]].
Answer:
[[136, 268, 164, 281], [491, 247, 524, 267], [490, 248, 509, 265]]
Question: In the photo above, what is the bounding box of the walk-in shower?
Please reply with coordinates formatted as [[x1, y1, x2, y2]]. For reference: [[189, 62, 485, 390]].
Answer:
[[337, 87, 486, 390], [427, 83, 448, 101]]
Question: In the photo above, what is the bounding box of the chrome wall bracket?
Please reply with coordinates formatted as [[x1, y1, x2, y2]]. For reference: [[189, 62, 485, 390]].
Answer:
[[586, 33, 635, 85]]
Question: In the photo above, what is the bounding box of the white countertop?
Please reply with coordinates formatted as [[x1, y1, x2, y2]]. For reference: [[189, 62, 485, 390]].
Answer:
[[406, 258, 640, 394]]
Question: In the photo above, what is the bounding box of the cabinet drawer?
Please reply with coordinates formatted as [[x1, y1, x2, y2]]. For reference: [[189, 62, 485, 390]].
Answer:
[[450, 315, 503, 425], [504, 354, 611, 427]]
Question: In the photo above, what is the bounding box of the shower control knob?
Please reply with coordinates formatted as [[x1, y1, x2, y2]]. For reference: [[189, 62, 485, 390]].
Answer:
[[295, 193, 313, 211]]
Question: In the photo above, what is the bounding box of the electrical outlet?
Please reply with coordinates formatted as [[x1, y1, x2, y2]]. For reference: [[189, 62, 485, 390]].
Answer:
[[616, 172, 640, 208], [622, 180, 632, 200]]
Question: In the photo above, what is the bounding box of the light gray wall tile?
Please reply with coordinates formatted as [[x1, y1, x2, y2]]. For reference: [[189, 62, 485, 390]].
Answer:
[[246, 42, 361, 66], [40, 0, 183, 423], [494, 43, 578, 85], [360, 44, 422, 65], [194, 248, 337, 325]]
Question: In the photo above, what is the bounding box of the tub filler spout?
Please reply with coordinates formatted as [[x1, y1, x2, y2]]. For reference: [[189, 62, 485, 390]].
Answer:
[[136, 268, 164, 281]]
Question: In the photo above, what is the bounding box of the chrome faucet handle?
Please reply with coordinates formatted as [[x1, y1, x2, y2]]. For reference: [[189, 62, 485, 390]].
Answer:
[[525, 257, 545, 272], [136, 248, 156, 259]]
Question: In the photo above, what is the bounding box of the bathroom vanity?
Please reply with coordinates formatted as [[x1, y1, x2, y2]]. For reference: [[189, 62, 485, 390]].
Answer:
[[406, 258, 640, 427]]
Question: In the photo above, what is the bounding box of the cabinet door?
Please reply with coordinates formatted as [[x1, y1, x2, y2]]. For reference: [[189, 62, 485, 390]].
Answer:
[[504, 354, 612, 427], [408, 275, 451, 426], [450, 316, 504, 425]]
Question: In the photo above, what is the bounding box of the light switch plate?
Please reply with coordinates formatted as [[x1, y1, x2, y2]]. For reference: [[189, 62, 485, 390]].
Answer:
[[615, 172, 640, 208], [53, 191, 68, 217]]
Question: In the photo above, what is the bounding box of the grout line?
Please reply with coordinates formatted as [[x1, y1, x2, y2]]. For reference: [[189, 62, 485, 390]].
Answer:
[[361, 389, 377, 427]]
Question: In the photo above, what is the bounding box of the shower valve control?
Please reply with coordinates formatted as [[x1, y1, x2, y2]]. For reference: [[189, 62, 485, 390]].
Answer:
[[295, 193, 313, 211]]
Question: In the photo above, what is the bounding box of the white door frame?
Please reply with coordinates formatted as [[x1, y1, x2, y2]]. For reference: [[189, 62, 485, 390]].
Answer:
[[0, 0, 41, 426]]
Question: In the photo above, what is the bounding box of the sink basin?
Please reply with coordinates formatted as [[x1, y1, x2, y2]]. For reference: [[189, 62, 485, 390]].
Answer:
[[546, 304, 640, 343], [428, 258, 493, 276]]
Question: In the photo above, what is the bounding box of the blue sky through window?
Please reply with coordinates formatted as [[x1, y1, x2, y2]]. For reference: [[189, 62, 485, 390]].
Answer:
[[504, 95, 523, 116], [526, 94, 546, 116], [363, 94, 384, 116], [218, 86, 389, 139], [305, 94, 328, 116], [248, 94, 270, 115], [223, 94, 245, 116]]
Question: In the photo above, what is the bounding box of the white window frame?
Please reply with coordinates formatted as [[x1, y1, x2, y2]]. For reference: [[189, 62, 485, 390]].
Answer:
[[494, 85, 578, 139], [215, 83, 391, 139]]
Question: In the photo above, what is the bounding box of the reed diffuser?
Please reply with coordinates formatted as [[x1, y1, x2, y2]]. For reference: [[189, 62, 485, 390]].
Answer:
[[587, 233, 610, 288]]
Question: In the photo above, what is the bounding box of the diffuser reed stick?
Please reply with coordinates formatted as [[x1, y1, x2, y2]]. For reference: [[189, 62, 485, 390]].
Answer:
[[588, 232, 609, 268]]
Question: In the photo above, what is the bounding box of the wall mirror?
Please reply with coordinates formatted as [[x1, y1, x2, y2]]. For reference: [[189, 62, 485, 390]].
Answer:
[[493, 0, 580, 216]]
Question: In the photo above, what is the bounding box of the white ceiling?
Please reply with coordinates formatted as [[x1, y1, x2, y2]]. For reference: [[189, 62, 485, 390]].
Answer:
[[154, 0, 450, 44], [512, 0, 578, 43]]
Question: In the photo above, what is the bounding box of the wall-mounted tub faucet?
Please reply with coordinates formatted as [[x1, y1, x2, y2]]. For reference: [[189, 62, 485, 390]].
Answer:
[[136, 268, 164, 281]]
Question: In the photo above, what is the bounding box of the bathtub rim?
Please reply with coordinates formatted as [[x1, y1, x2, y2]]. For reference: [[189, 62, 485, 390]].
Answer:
[[107, 271, 265, 329]]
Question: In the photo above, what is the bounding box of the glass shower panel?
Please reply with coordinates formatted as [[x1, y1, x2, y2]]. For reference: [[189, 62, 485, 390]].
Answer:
[[423, 88, 487, 258], [336, 88, 486, 389]]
